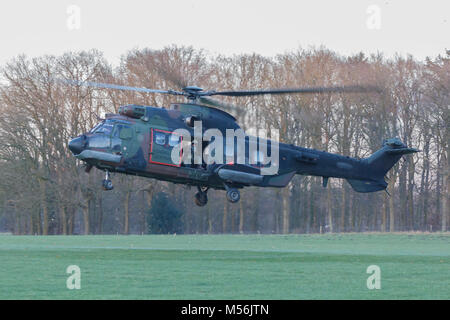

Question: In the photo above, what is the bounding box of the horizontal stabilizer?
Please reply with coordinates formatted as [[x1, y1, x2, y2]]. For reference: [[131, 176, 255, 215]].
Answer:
[[385, 147, 419, 155], [346, 179, 387, 193]]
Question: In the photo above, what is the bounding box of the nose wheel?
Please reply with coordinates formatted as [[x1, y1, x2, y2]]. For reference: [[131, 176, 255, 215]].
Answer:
[[102, 170, 114, 191], [194, 186, 208, 206]]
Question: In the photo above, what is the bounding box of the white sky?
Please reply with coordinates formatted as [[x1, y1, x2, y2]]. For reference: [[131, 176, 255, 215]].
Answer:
[[0, 0, 448, 66]]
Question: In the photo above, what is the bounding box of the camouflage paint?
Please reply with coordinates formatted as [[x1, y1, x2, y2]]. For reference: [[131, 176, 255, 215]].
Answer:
[[69, 103, 418, 193]]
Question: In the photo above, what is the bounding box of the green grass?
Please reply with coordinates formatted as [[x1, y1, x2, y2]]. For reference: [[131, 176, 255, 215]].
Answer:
[[0, 233, 448, 299]]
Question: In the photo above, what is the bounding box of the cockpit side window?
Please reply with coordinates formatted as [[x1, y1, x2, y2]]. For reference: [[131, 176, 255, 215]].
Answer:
[[111, 123, 132, 152], [112, 124, 132, 138]]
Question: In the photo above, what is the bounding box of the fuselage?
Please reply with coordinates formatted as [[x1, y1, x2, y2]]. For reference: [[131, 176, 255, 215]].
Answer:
[[68, 104, 394, 192]]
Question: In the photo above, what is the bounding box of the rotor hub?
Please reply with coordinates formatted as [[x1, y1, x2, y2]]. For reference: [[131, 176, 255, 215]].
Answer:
[[182, 86, 205, 101]]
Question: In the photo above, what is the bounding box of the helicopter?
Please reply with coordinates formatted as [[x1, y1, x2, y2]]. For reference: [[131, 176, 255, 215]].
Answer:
[[66, 80, 418, 206]]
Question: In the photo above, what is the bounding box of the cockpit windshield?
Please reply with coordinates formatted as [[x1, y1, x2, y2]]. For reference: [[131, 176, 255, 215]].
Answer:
[[87, 119, 133, 150], [89, 119, 131, 136], [89, 122, 103, 133], [94, 123, 114, 135]]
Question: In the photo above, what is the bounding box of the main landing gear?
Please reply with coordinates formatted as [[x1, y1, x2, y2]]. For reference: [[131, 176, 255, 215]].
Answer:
[[193, 185, 241, 206], [224, 185, 240, 203], [102, 170, 114, 191], [194, 186, 208, 207]]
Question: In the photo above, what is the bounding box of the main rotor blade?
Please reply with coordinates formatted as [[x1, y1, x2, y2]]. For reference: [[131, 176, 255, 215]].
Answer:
[[57, 79, 185, 96], [198, 97, 242, 112], [208, 85, 382, 97]]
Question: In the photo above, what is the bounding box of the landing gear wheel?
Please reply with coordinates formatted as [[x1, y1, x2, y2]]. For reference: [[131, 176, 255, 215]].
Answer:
[[102, 179, 114, 191], [102, 170, 113, 191], [194, 192, 208, 206], [226, 188, 240, 203]]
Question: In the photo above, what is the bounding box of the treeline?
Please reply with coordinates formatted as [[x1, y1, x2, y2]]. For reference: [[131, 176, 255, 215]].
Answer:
[[0, 46, 448, 234]]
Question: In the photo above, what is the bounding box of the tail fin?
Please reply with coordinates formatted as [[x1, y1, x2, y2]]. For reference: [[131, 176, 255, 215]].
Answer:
[[367, 138, 418, 177], [347, 138, 418, 193]]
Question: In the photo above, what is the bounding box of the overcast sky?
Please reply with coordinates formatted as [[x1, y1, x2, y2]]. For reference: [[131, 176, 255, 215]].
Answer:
[[0, 0, 448, 66]]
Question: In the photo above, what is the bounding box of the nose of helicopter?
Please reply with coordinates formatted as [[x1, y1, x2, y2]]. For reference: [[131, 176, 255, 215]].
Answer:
[[68, 135, 87, 155]]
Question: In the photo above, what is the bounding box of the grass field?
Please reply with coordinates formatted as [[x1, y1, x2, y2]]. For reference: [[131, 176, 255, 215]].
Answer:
[[0, 233, 448, 299]]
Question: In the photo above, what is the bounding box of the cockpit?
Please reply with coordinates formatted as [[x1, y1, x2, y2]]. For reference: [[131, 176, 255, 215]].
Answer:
[[69, 119, 133, 154]]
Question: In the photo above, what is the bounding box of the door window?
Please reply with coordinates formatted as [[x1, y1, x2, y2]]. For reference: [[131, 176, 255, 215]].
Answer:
[[155, 132, 166, 145], [169, 134, 181, 147], [150, 129, 182, 167]]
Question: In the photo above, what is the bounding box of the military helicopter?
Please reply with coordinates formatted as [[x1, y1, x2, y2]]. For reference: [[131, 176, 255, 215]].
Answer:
[[66, 80, 418, 206]]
